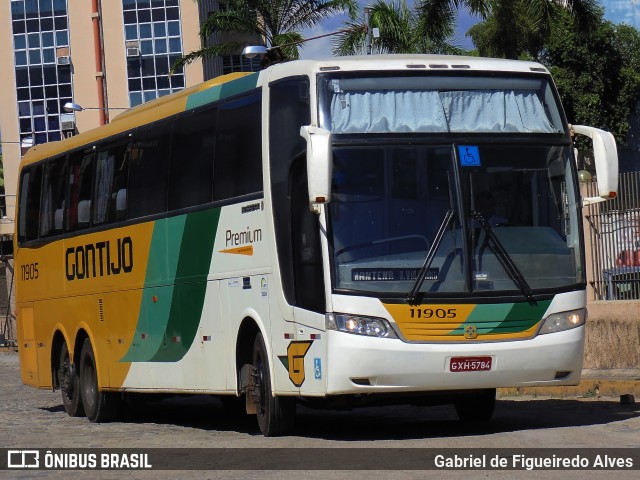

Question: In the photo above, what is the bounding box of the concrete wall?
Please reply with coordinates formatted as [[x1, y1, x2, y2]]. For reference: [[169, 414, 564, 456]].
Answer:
[[584, 300, 640, 369]]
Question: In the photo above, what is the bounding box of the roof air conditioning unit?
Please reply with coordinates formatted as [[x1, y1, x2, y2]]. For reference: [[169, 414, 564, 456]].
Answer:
[[126, 46, 140, 57], [61, 119, 75, 130], [57, 55, 71, 66]]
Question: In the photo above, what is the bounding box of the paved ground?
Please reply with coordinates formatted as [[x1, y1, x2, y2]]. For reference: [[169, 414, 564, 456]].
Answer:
[[1, 350, 639, 479]]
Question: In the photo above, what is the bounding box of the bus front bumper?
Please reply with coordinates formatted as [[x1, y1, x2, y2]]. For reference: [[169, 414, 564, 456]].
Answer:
[[324, 326, 584, 395]]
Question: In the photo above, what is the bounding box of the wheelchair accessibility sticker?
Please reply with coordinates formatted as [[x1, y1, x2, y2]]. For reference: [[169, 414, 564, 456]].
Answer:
[[459, 145, 481, 166]]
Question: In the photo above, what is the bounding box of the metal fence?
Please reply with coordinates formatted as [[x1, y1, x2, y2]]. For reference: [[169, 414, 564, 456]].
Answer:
[[583, 172, 640, 300]]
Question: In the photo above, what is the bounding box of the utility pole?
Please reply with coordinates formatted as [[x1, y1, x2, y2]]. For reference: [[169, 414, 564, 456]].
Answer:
[[364, 7, 372, 55]]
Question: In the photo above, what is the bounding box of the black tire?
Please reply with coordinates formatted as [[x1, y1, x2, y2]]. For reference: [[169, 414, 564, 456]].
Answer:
[[79, 338, 120, 422], [253, 333, 296, 436], [58, 342, 84, 417], [454, 388, 496, 422]]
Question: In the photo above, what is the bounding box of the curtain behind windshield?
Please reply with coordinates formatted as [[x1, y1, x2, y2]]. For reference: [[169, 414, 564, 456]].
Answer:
[[330, 89, 557, 134]]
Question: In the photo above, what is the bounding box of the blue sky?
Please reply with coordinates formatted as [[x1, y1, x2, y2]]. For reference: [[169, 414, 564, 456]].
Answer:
[[601, 0, 640, 28], [298, 0, 640, 60]]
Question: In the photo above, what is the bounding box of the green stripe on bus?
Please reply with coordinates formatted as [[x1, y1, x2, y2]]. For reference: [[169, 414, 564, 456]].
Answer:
[[448, 299, 551, 335], [121, 216, 186, 362], [488, 299, 551, 334], [185, 73, 259, 110], [465, 303, 513, 327], [150, 207, 221, 362], [122, 208, 221, 363]]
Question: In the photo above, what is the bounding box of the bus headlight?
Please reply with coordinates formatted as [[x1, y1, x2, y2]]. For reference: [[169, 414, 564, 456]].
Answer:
[[538, 309, 586, 335], [326, 313, 398, 338]]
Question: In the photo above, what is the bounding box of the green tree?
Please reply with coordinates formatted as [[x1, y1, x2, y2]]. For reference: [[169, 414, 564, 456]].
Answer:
[[174, 0, 357, 70], [418, 0, 599, 59], [539, 9, 640, 145], [332, 0, 461, 56]]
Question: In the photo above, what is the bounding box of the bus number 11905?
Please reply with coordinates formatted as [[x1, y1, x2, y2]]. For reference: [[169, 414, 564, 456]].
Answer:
[[20, 262, 39, 281], [409, 308, 457, 319]]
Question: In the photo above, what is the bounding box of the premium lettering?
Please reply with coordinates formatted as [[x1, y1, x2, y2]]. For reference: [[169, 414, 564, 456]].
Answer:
[[225, 227, 262, 247], [65, 237, 133, 281]]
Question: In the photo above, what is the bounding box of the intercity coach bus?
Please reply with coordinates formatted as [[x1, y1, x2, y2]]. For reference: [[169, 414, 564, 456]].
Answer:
[[15, 55, 618, 436]]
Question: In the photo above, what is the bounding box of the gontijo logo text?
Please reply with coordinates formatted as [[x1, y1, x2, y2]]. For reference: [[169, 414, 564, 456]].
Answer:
[[65, 237, 134, 281]]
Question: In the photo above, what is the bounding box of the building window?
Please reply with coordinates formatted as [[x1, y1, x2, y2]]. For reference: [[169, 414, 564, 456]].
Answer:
[[11, 0, 72, 145], [222, 55, 261, 75], [122, 0, 185, 107]]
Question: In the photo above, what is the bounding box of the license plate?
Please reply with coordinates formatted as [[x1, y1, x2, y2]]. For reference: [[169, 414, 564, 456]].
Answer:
[[449, 356, 492, 372]]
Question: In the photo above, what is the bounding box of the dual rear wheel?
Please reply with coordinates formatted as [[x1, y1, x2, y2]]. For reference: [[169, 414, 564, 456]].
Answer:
[[58, 338, 119, 422], [58, 342, 83, 417]]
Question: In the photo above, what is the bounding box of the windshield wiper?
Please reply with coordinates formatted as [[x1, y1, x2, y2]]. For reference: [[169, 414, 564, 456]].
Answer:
[[471, 212, 536, 305], [407, 209, 455, 303]]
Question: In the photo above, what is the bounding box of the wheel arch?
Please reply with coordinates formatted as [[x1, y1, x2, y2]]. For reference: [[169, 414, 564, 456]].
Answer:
[[234, 315, 265, 392], [50, 329, 68, 390]]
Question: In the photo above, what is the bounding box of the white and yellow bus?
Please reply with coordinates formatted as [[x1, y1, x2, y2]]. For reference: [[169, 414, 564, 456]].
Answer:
[[15, 55, 618, 436]]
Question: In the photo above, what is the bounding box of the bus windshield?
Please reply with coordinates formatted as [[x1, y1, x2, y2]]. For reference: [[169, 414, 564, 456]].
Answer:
[[318, 73, 565, 134], [328, 142, 582, 297]]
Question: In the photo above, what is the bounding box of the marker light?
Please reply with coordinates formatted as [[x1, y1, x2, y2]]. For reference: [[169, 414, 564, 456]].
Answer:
[[538, 309, 586, 335], [326, 313, 397, 338]]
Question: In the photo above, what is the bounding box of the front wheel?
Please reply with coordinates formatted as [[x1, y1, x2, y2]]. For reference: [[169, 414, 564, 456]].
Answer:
[[454, 388, 496, 422], [58, 342, 84, 417], [253, 333, 295, 436], [79, 338, 120, 422]]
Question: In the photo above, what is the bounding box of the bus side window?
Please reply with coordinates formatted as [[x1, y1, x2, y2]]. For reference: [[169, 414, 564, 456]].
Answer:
[[290, 160, 325, 312], [93, 141, 129, 225], [67, 151, 95, 231], [128, 121, 171, 219], [17, 165, 43, 244], [40, 156, 67, 237], [169, 107, 216, 210], [214, 91, 262, 201]]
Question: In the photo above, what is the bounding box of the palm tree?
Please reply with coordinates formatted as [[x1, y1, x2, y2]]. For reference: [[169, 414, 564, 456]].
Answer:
[[415, 0, 600, 59], [174, 0, 358, 71], [332, 0, 462, 56]]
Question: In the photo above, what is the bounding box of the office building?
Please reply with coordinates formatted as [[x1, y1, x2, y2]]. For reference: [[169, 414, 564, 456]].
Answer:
[[0, 0, 208, 234]]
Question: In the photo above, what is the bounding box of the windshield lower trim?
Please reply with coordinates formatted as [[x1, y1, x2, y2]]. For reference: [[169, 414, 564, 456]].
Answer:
[[331, 287, 580, 304]]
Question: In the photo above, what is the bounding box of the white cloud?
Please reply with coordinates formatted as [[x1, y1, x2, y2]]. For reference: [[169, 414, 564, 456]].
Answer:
[[299, 12, 349, 60]]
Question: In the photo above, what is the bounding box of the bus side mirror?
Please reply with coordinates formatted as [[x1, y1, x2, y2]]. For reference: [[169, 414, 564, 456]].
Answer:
[[572, 125, 618, 205], [300, 126, 332, 213]]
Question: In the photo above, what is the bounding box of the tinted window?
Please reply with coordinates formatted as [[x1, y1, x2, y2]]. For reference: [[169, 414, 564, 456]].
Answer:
[[40, 156, 67, 237], [214, 91, 262, 200], [18, 165, 43, 244], [93, 140, 130, 225], [169, 107, 217, 210], [67, 151, 95, 231], [268, 77, 311, 305], [291, 160, 325, 312], [128, 121, 171, 218]]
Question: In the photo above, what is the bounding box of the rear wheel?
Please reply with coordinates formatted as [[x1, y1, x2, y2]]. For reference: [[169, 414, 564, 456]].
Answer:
[[454, 388, 496, 422], [253, 333, 295, 436], [58, 342, 84, 417], [79, 338, 120, 422]]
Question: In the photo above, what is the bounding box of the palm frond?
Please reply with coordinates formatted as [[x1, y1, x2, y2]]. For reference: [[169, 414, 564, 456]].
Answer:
[[414, 0, 461, 43], [170, 42, 247, 75]]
